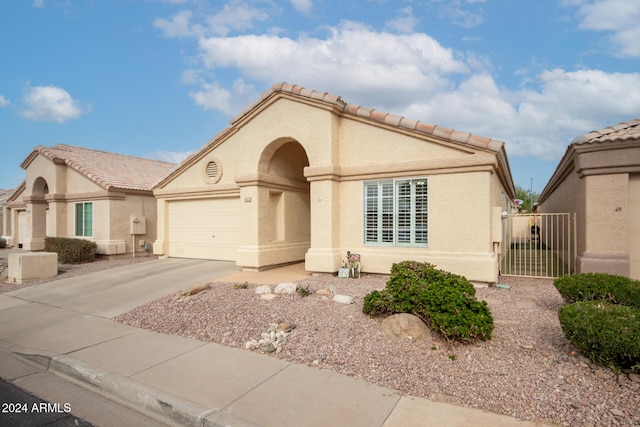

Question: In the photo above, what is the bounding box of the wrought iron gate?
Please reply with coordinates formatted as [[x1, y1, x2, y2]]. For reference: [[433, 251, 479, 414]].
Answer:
[[500, 213, 577, 278]]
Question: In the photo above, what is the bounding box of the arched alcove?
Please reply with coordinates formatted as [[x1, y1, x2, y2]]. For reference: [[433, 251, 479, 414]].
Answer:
[[248, 138, 311, 266]]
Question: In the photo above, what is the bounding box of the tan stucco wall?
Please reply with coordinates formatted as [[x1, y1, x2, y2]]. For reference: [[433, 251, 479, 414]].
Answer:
[[1, 209, 6, 239], [155, 96, 513, 284], [160, 100, 335, 194], [629, 173, 640, 279], [540, 142, 640, 278], [105, 194, 159, 256], [3, 185, 26, 247], [539, 162, 585, 269], [579, 173, 630, 275], [331, 171, 501, 283]]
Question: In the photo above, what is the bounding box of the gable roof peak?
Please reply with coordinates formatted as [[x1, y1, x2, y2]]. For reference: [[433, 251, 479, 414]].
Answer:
[[235, 82, 505, 153]]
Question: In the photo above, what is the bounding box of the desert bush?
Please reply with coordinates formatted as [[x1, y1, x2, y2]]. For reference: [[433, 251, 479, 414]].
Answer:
[[558, 301, 640, 372], [44, 237, 97, 264], [363, 261, 493, 342], [554, 272, 640, 308]]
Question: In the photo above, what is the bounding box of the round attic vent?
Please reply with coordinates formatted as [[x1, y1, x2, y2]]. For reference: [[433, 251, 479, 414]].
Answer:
[[203, 159, 222, 184]]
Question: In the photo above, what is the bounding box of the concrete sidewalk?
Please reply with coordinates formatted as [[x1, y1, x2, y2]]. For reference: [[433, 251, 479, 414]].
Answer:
[[0, 260, 553, 427]]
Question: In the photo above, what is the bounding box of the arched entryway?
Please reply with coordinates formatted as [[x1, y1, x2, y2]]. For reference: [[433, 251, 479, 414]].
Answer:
[[23, 177, 49, 251], [236, 138, 311, 269]]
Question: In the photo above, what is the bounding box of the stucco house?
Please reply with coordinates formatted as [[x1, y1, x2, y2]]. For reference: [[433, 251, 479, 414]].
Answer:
[[3, 144, 176, 257], [0, 189, 14, 244], [538, 118, 640, 280], [153, 83, 516, 284]]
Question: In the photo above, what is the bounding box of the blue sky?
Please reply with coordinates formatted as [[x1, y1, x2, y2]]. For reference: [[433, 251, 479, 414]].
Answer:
[[1, 0, 639, 194]]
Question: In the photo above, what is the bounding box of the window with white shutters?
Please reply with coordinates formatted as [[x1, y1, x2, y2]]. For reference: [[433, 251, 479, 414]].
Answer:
[[364, 178, 428, 246]]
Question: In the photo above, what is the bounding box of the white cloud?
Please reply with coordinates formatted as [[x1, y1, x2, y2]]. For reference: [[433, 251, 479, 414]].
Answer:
[[189, 79, 256, 115], [19, 85, 89, 123], [570, 0, 640, 57], [157, 3, 640, 163], [146, 150, 192, 164], [433, 0, 486, 28], [195, 21, 468, 110], [33, 0, 44, 8], [402, 68, 640, 160], [154, 2, 269, 38], [0, 95, 10, 107], [180, 68, 204, 85], [154, 10, 199, 38], [189, 81, 233, 114], [290, 0, 313, 14], [385, 7, 419, 34], [204, 1, 270, 36]]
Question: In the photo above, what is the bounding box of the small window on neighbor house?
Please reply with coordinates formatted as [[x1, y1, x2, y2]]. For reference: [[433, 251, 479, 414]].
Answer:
[[75, 202, 93, 237], [364, 178, 428, 246]]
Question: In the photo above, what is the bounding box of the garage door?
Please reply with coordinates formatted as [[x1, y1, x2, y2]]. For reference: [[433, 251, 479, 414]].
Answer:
[[168, 197, 240, 261], [629, 174, 640, 280]]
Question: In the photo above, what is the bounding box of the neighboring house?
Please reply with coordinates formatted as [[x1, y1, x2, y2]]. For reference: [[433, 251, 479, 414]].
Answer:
[[0, 188, 14, 242], [3, 144, 176, 257], [153, 83, 516, 284], [538, 118, 640, 280]]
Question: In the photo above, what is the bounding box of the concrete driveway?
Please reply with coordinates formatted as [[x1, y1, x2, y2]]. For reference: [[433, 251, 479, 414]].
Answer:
[[4, 258, 240, 318]]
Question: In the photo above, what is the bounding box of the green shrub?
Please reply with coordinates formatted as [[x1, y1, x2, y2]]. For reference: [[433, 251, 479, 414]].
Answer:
[[44, 237, 97, 264], [0, 237, 6, 249], [363, 261, 493, 342], [558, 301, 640, 372], [554, 273, 640, 308]]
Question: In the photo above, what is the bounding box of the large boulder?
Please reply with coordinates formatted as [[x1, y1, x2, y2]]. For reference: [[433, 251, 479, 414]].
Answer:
[[381, 313, 431, 341]]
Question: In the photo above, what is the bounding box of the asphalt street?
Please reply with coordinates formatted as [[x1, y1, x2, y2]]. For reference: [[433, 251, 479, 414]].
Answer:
[[0, 378, 93, 427]]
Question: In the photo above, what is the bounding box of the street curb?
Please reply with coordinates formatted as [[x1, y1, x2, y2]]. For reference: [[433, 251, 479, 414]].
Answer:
[[14, 351, 258, 427]]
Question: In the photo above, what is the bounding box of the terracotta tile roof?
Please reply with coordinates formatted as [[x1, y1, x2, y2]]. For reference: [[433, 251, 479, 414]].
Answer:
[[231, 82, 506, 153], [0, 188, 15, 204], [160, 82, 515, 197], [28, 144, 176, 192], [572, 118, 640, 144]]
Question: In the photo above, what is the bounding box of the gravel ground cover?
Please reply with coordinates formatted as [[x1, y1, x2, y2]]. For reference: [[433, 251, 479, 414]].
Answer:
[[2, 253, 637, 426], [114, 273, 640, 427]]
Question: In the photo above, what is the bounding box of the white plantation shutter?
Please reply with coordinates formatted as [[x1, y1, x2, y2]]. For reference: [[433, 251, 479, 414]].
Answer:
[[364, 178, 428, 246]]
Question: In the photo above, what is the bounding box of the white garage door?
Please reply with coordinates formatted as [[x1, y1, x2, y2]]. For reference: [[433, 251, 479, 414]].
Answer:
[[167, 197, 240, 261], [629, 174, 640, 280]]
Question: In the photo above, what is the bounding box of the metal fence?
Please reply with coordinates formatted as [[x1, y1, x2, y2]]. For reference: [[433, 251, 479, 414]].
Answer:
[[500, 213, 577, 278]]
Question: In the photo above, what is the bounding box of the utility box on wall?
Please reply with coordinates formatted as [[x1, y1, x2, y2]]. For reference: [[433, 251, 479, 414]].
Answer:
[[130, 215, 146, 235]]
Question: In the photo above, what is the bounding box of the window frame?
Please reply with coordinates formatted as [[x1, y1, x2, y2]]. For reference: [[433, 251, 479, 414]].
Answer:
[[74, 201, 93, 238], [363, 177, 428, 247]]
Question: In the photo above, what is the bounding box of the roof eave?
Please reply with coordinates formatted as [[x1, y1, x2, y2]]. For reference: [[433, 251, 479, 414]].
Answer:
[[7, 181, 26, 203]]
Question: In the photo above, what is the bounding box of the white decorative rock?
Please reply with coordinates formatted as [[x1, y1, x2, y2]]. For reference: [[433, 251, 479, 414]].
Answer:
[[275, 282, 298, 294], [332, 294, 353, 304], [255, 285, 272, 294]]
